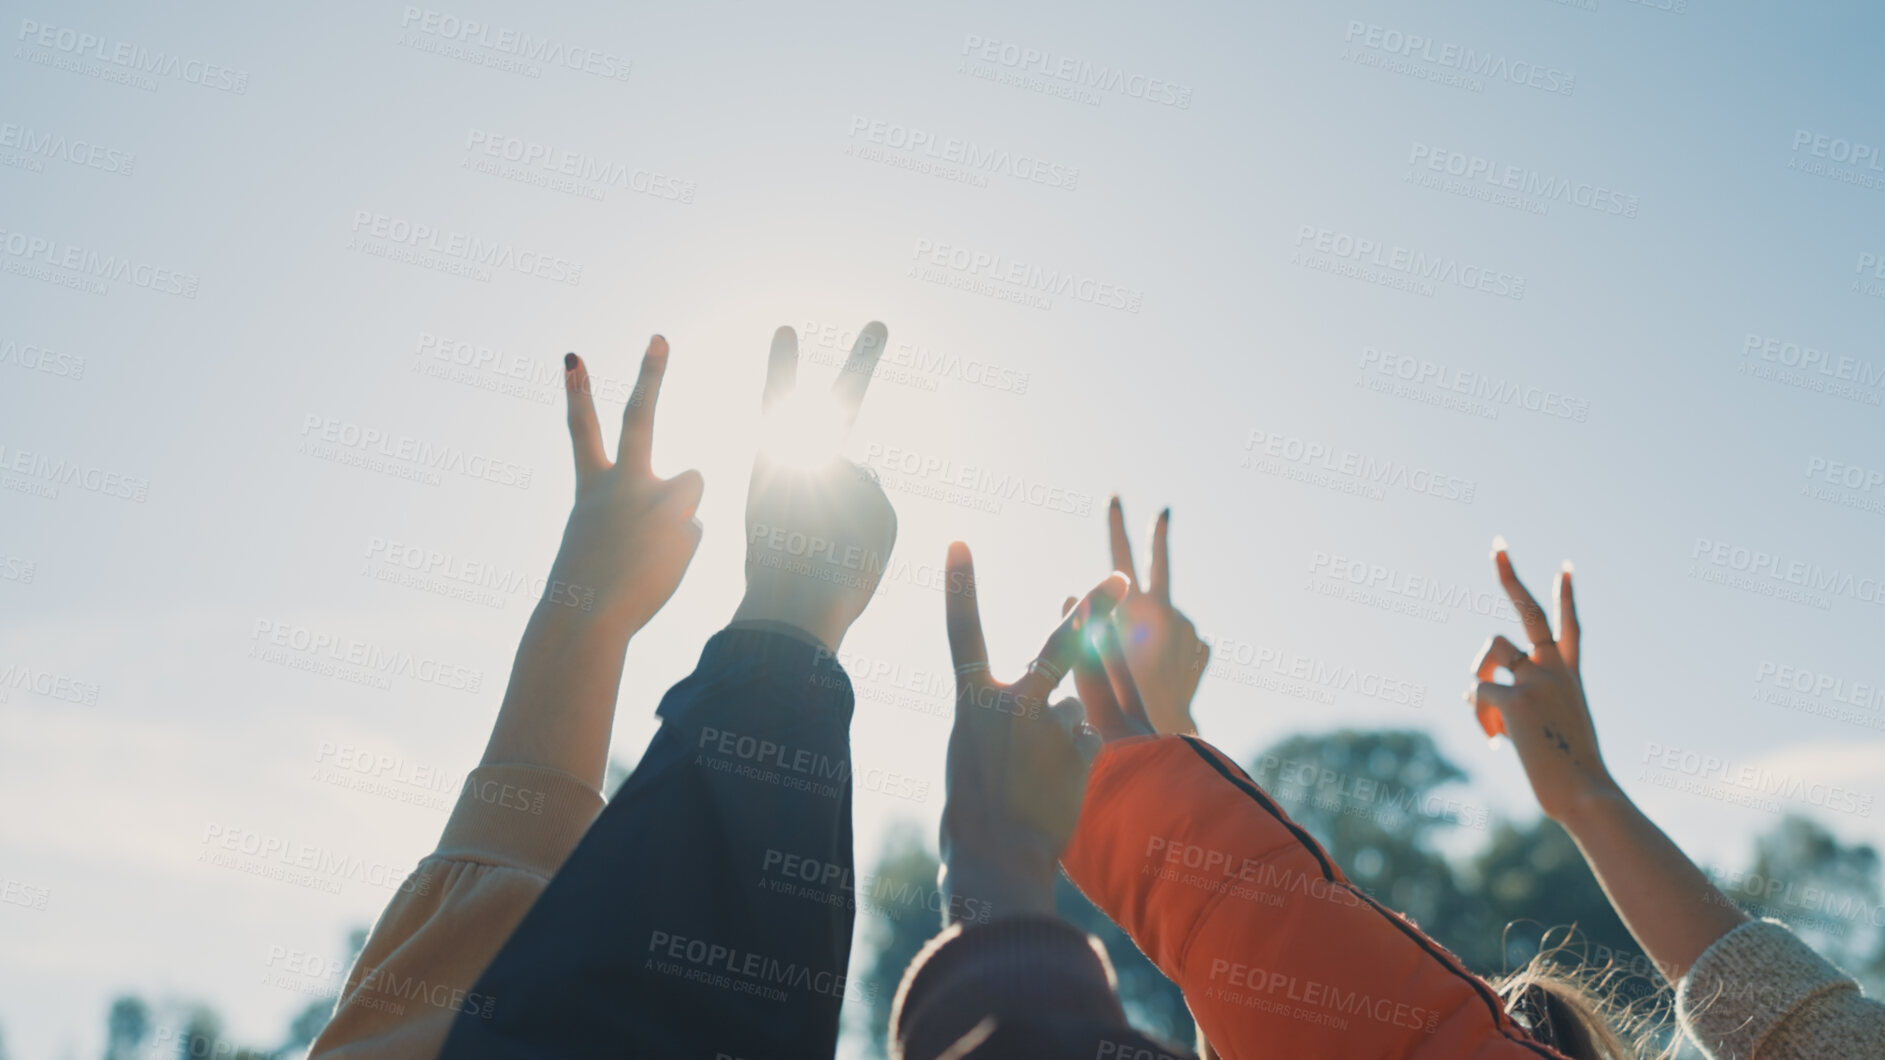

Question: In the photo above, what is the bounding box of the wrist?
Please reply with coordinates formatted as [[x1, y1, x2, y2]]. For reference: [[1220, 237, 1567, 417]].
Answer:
[[525, 588, 637, 645], [731, 583, 849, 653], [940, 851, 1057, 926], [1551, 779, 1632, 837]]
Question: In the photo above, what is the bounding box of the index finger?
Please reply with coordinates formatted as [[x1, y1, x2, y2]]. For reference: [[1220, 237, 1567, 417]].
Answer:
[[944, 541, 989, 677], [619, 335, 669, 473], [1108, 497, 1139, 590], [1095, 619, 1152, 734], [1011, 571, 1129, 705], [1145, 507, 1171, 604], [831, 321, 886, 429], [1493, 542, 1555, 649], [762, 326, 798, 414]]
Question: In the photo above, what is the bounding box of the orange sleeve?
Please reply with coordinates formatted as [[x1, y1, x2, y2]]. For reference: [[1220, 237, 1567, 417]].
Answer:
[[1062, 735, 1570, 1060], [308, 764, 604, 1059]]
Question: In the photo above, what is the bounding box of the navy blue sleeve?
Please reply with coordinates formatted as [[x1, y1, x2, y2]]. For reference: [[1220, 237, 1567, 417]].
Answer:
[[440, 627, 860, 1060]]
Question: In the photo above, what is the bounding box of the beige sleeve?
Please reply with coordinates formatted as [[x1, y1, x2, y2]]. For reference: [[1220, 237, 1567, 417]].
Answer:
[[307, 763, 604, 1059], [1677, 918, 1885, 1060]]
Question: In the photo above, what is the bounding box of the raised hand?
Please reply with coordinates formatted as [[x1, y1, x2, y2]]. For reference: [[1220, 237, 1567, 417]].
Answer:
[[552, 339, 705, 637], [938, 541, 1127, 922], [1103, 498, 1208, 735], [1466, 541, 1614, 822], [481, 338, 704, 787], [733, 323, 897, 650]]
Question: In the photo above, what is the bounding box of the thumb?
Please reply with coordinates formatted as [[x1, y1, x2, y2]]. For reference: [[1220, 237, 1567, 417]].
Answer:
[[1467, 682, 1515, 739], [657, 469, 706, 520]]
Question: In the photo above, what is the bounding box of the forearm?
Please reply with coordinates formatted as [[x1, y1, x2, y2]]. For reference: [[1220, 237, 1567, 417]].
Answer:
[[445, 629, 860, 1058], [939, 851, 1056, 928], [480, 599, 630, 791], [1557, 787, 1748, 982]]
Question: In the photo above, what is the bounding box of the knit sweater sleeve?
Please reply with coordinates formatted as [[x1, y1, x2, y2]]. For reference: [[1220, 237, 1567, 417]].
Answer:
[[1676, 918, 1885, 1060], [307, 763, 604, 1059]]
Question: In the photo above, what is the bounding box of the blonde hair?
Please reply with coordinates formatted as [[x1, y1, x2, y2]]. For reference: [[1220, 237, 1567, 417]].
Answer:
[[1490, 929, 1677, 1060]]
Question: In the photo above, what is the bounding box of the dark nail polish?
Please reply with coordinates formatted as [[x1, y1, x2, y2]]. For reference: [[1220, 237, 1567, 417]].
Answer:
[[564, 352, 577, 370]]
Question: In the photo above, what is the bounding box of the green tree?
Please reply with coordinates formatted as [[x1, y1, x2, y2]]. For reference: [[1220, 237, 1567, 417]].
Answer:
[[1733, 815, 1885, 991], [1251, 729, 1470, 932], [105, 995, 150, 1060], [855, 822, 944, 1052]]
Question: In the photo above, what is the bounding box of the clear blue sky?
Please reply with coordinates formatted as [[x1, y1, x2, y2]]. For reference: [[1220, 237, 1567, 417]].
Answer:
[[3, 0, 1884, 1056]]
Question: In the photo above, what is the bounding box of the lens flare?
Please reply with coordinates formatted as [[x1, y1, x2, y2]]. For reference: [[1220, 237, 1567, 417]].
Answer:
[[761, 390, 848, 468]]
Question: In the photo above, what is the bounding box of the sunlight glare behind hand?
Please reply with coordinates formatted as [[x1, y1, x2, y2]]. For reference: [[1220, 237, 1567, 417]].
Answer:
[[761, 388, 849, 468]]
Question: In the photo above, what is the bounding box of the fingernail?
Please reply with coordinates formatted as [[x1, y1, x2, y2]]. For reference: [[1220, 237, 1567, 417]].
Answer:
[[1488, 735, 1508, 751], [1160, 507, 1171, 523], [564, 352, 578, 370], [1491, 534, 1508, 554], [1110, 495, 1121, 509], [1562, 560, 1575, 574]]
